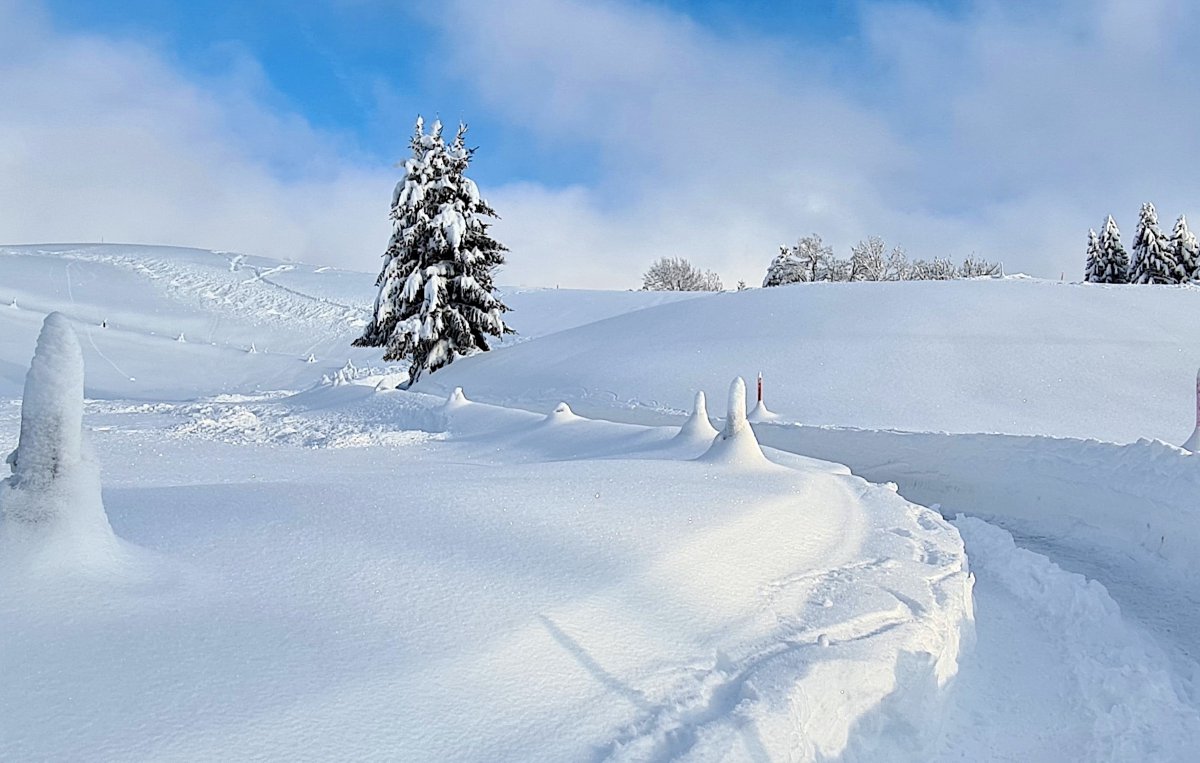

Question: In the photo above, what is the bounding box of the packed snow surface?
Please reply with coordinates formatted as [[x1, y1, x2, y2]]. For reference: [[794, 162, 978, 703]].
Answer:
[[2, 243, 1199, 759]]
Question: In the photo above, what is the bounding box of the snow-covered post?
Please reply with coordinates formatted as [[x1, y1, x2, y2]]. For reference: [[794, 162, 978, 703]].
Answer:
[[676, 391, 718, 442], [723, 377, 749, 440], [0, 313, 114, 547], [757, 372, 763, 404], [701, 377, 769, 465], [1184, 368, 1200, 452]]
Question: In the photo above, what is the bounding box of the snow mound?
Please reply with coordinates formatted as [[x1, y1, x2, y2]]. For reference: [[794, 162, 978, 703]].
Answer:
[[544, 401, 581, 424], [423, 278, 1200, 443], [0, 381, 972, 759], [675, 390, 718, 443], [747, 398, 779, 422], [444, 386, 470, 411]]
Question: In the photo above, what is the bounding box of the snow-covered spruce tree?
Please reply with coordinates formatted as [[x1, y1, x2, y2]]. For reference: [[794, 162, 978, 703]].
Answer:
[[1168, 214, 1199, 283], [1130, 203, 1175, 284], [355, 118, 511, 384], [641, 257, 722, 291], [1093, 215, 1129, 284], [1083, 228, 1101, 282]]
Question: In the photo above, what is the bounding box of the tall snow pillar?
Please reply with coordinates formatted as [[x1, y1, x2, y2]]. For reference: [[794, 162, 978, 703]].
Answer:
[[1184, 368, 1200, 452], [724, 377, 749, 439], [0, 313, 114, 543], [701, 377, 768, 465]]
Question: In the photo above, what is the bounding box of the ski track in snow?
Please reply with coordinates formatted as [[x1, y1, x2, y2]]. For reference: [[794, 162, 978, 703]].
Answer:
[[64, 259, 135, 381]]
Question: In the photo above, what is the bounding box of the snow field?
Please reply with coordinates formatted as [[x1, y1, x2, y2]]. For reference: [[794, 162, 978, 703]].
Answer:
[[424, 277, 1200, 444], [0, 383, 972, 760], [4, 243, 1200, 758]]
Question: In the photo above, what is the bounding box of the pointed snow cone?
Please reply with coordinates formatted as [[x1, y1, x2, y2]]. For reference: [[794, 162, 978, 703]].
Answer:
[[676, 391, 718, 441], [0, 314, 117, 565], [1183, 369, 1200, 452], [247, 343, 258, 354], [304, 353, 316, 363], [545, 401, 580, 424], [444, 386, 470, 411], [701, 377, 769, 465], [176, 333, 186, 343]]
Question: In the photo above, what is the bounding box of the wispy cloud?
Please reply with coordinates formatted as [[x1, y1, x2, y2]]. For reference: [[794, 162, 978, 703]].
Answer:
[[0, 2, 392, 269], [3, 0, 1198, 288], [431, 0, 1200, 286]]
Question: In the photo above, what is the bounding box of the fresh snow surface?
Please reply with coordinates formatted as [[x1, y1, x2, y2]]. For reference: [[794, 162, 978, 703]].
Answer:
[[1, 386, 972, 760], [2, 243, 1199, 759], [425, 277, 1200, 444], [0, 244, 701, 401]]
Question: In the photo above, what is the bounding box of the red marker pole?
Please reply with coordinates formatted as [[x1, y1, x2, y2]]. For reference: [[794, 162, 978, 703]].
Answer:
[[757, 372, 763, 404]]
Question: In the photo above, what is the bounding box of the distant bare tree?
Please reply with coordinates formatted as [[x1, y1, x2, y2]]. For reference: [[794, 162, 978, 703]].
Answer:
[[641, 257, 723, 291], [910, 257, 958, 280], [763, 235, 837, 286], [960, 255, 1001, 278], [849, 236, 887, 281]]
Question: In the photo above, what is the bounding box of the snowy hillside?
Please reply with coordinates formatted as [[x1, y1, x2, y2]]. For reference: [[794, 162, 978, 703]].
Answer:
[[2, 243, 1199, 759], [0, 244, 700, 400], [424, 277, 1200, 444]]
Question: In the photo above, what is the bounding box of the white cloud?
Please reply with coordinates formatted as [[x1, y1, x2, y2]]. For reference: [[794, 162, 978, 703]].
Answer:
[[436, 0, 1200, 287], [4, 0, 1200, 289], [0, 2, 393, 270]]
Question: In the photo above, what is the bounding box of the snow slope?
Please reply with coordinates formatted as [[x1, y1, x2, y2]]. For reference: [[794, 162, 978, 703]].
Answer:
[[424, 277, 1200, 444], [0, 244, 701, 400], [0, 385, 972, 760], [3, 243, 1200, 758]]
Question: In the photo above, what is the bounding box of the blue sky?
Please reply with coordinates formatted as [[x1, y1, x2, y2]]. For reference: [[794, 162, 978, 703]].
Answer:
[[3, 0, 1199, 287], [39, 0, 913, 187]]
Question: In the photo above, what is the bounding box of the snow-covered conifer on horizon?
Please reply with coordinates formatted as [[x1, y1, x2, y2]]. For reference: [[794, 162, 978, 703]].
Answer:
[[1168, 214, 1198, 283], [1092, 215, 1129, 284], [1130, 203, 1175, 284], [1083, 228, 1101, 282], [354, 117, 511, 385]]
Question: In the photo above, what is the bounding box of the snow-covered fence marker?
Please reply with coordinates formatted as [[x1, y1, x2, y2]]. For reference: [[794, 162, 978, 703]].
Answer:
[[1183, 368, 1200, 452], [676, 391, 718, 442], [700, 377, 769, 465]]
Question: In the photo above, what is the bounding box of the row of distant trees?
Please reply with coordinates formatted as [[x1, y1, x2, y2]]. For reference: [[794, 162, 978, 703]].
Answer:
[[640, 235, 1000, 291], [1085, 203, 1198, 284], [762, 235, 999, 286]]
